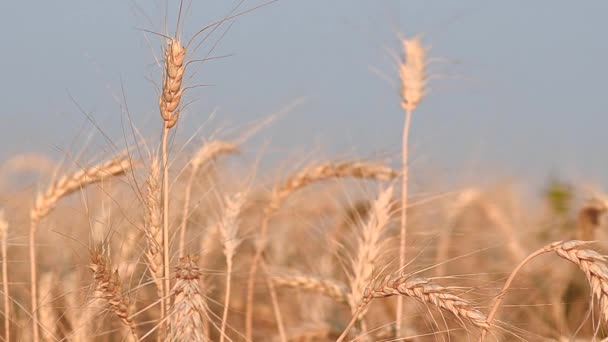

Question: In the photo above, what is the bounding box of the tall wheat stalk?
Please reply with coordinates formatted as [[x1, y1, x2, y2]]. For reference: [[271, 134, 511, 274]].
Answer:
[[29, 155, 131, 341], [396, 37, 426, 337], [0, 210, 9, 341], [159, 36, 186, 329], [244, 160, 397, 339]]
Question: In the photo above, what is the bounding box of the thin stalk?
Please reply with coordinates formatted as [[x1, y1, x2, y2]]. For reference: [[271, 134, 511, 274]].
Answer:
[[161, 126, 172, 335], [219, 258, 233, 342], [30, 219, 40, 342], [480, 247, 547, 341], [2, 217, 9, 341], [396, 107, 412, 335], [178, 168, 197, 257], [337, 306, 364, 342]]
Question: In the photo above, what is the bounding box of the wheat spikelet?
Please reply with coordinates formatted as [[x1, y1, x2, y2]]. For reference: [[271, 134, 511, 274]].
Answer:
[[159, 39, 186, 129], [89, 251, 139, 341], [363, 275, 489, 330], [170, 256, 207, 342], [30, 155, 132, 223], [348, 186, 394, 315], [399, 37, 427, 113], [271, 272, 349, 304], [0, 210, 9, 341]]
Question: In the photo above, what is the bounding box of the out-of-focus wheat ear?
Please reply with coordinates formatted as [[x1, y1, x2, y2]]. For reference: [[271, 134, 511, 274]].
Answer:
[[39, 272, 59, 341], [0, 210, 9, 341], [270, 272, 350, 305], [143, 158, 164, 318], [179, 141, 238, 257], [217, 192, 246, 342], [483, 240, 608, 340], [245, 161, 397, 340], [170, 256, 207, 342], [89, 251, 140, 341], [158, 37, 186, 335], [28, 154, 131, 342], [347, 186, 394, 321], [338, 275, 488, 342], [397, 36, 427, 337]]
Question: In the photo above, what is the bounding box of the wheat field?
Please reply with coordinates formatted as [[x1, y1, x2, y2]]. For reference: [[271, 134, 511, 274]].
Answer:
[[1, 2, 608, 342]]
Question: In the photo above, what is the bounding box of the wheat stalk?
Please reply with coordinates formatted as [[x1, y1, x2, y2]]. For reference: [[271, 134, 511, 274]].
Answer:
[[170, 256, 207, 342], [29, 155, 131, 342], [89, 251, 139, 341], [179, 141, 238, 257], [217, 192, 245, 342], [397, 36, 427, 337], [245, 160, 397, 339], [338, 274, 488, 341], [0, 210, 9, 341], [271, 272, 350, 304], [39, 272, 58, 341], [482, 240, 608, 340]]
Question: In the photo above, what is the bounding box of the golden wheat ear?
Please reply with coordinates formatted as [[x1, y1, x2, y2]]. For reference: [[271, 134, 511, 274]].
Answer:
[[170, 256, 207, 342]]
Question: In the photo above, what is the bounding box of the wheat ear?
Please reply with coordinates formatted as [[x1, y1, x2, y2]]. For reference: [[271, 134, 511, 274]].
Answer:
[[218, 192, 245, 342], [245, 160, 397, 339], [0, 210, 9, 341], [170, 256, 207, 342], [397, 36, 427, 337], [347, 186, 394, 319], [89, 251, 139, 341], [338, 274, 488, 342], [271, 272, 350, 304], [142, 158, 165, 327], [29, 155, 131, 342], [179, 141, 238, 257], [159, 38, 186, 332], [482, 240, 608, 340]]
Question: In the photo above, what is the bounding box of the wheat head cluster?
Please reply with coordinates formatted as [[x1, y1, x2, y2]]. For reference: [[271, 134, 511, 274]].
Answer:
[[1, 4, 608, 342]]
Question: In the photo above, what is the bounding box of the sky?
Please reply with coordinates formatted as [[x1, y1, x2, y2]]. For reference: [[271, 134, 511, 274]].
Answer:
[[1, 1, 607, 190]]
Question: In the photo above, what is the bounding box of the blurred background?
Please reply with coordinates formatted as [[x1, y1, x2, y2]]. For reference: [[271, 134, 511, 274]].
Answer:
[[1, 0, 607, 189]]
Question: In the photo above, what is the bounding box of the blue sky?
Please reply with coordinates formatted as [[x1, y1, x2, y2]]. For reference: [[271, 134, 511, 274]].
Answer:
[[1, 1, 607, 189]]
